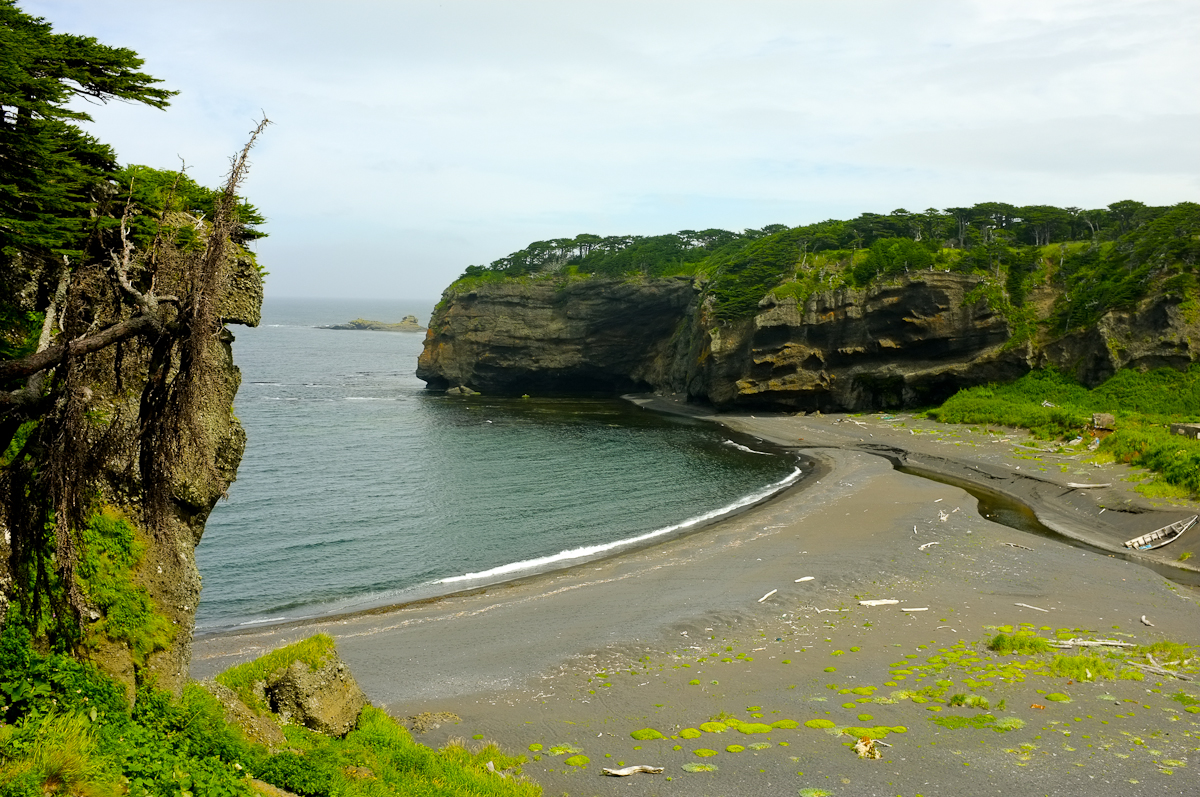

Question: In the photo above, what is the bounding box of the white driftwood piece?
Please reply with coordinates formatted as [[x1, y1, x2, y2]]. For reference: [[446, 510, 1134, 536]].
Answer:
[[918, 541, 940, 551], [602, 765, 664, 777], [1015, 602, 1049, 612], [859, 599, 899, 606], [1048, 638, 1136, 649], [1066, 483, 1111, 489], [758, 589, 778, 603]]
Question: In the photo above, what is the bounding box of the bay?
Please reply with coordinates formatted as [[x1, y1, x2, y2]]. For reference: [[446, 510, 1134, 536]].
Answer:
[[196, 298, 798, 633]]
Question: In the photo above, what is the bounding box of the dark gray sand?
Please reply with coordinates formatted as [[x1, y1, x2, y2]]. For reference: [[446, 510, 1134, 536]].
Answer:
[[191, 410, 1200, 797]]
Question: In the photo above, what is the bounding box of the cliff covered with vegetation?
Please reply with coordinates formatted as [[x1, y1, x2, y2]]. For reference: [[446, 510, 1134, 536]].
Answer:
[[419, 200, 1200, 411], [0, 0, 266, 697]]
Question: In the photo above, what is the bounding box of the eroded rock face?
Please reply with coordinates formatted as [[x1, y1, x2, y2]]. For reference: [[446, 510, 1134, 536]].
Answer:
[[0, 249, 262, 700], [695, 273, 1031, 411], [417, 272, 1199, 412], [417, 276, 698, 395], [266, 657, 368, 737]]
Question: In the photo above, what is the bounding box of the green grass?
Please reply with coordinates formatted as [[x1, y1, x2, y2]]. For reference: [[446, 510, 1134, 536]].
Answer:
[[215, 634, 337, 711], [0, 619, 538, 797], [77, 508, 174, 666], [988, 633, 1051, 655], [929, 365, 1200, 495]]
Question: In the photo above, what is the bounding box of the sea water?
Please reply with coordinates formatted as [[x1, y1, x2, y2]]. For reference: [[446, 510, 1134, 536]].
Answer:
[[195, 298, 799, 633]]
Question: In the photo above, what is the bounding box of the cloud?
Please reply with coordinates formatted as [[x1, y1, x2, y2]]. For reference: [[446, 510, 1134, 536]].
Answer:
[[22, 0, 1200, 300]]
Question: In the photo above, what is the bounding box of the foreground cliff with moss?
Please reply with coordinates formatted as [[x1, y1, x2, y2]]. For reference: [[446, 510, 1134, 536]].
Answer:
[[418, 201, 1200, 412]]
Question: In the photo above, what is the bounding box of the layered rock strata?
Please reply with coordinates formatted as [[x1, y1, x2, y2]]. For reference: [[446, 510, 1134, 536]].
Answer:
[[417, 273, 1199, 411]]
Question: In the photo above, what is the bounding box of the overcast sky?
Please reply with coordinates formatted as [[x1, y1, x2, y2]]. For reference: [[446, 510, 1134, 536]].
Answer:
[[24, 0, 1200, 302]]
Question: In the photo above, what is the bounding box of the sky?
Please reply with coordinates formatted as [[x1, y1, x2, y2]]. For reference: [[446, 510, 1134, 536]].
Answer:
[[24, 0, 1200, 301]]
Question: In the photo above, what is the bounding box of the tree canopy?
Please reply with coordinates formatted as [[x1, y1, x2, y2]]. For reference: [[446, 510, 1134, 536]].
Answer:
[[0, 0, 176, 257]]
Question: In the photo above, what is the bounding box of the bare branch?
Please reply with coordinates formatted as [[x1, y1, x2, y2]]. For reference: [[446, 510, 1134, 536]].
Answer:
[[0, 314, 158, 382]]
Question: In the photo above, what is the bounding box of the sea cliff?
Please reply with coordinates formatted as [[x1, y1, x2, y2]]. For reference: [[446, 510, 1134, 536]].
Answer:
[[417, 272, 1199, 411]]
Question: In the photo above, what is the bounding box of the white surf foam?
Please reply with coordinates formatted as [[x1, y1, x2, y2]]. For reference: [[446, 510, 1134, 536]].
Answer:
[[437, 465, 802, 585]]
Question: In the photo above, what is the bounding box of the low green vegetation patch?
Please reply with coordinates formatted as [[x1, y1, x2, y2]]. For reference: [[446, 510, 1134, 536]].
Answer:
[[0, 620, 538, 797], [77, 508, 174, 666], [681, 762, 717, 773], [678, 727, 702, 739], [988, 632, 1051, 655], [630, 728, 665, 741], [930, 365, 1200, 495], [216, 634, 337, 712]]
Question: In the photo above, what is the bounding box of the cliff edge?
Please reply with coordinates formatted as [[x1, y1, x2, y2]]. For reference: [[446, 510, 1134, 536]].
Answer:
[[417, 272, 1198, 411]]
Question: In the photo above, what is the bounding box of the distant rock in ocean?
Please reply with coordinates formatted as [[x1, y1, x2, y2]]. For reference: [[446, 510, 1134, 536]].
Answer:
[[320, 315, 424, 332]]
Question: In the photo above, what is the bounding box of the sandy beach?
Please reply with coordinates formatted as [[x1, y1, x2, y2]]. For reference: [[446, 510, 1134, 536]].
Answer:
[[191, 405, 1200, 797]]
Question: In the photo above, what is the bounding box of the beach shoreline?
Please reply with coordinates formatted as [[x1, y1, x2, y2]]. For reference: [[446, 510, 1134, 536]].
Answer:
[[190, 405, 1200, 796]]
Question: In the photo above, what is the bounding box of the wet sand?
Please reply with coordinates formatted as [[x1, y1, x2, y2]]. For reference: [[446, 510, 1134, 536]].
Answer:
[[191, 407, 1200, 797]]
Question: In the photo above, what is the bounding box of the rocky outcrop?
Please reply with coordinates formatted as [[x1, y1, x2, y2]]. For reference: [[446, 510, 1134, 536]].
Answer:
[[265, 656, 369, 737], [321, 316, 423, 332], [0, 246, 262, 700], [417, 277, 697, 395], [417, 272, 1200, 411]]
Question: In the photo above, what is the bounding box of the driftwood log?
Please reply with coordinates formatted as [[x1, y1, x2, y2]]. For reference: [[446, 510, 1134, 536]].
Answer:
[[602, 765, 664, 776]]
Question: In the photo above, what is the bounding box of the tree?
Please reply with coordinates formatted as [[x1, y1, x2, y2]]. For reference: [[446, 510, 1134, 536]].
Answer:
[[0, 0, 176, 258]]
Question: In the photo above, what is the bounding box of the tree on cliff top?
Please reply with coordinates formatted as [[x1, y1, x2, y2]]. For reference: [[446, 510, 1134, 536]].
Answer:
[[0, 0, 175, 258]]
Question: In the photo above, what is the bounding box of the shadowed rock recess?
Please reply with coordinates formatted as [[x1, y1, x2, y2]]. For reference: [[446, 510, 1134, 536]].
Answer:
[[417, 273, 1200, 411]]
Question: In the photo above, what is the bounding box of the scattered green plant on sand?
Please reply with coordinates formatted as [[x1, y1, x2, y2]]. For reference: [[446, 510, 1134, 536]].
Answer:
[[630, 728, 665, 741], [725, 744, 745, 753], [988, 632, 1051, 655], [680, 762, 717, 773], [693, 748, 719, 758], [563, 754, 589, 767], [678, 728, 702, 739], [1047, 693, 1072, 703]]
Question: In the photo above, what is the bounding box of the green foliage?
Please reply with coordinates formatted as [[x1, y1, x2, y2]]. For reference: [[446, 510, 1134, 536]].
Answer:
[[0, 619, 538, 797], [930, 365, 1200, 494], [446, 200, 1197, 330], [849, 237, 934, 286], [0, 0, 175, 257], [112, 165, 267, 249], [1049, 655, 1117, 681], [988, 632, 1051, 655], [76, 508, 173, 665], [1053, 203, 1200, 332], [215, 634, 337, 711]]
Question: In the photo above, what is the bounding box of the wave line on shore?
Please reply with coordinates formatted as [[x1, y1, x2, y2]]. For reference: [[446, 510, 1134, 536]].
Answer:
[[437, 466, 803, 585]]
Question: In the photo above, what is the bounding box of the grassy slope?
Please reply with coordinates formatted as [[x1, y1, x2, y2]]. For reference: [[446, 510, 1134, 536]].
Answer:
[[928, 366, 1200, 497], [0, 630, 538, 797]]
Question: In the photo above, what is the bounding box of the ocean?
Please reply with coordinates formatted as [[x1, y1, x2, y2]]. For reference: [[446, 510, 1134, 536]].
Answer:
[[195, 298, 799, 633]]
